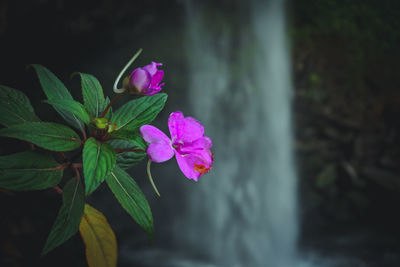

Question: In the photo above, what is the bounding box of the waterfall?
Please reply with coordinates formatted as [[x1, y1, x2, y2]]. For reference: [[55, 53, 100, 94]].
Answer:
[[117, 0, 298, 266], [179, 0, 298, 266]]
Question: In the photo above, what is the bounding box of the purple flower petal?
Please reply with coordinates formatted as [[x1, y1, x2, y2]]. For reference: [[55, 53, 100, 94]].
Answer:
[[191, 136, 213, 149], [175, 136, 212, 156], [143, 88, 161, 96], [175, 152, 201, 180], [168, 111, 204, 143], [175, 151, 212, 180], [143, 62, 163, 76], [140, 125, 171, 144], [130, 68, 151, 92], [147, 142, 174, 163], [144, 70, 164, 96], [150, 70, 164, 89], [168, 111, 185, 141], [181, 117, 205, 143]]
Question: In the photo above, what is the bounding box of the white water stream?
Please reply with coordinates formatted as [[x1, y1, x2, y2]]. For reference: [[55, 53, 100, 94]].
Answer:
[[118, 0, 299, 266], [179, 0, 298, 266]]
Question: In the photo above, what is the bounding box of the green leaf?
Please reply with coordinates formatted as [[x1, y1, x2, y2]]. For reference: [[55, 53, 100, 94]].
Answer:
[[78, 73, 106, 118], [111, 93, 167, 132], [30, 64, 84, 131], [108, 133, 146, 169], [42, 178, 85, 255], [0, 151, 63, 191], [79, 204, 117, 267], [105, 166, 154, 237], [45, 99, 91, 125], [107, 130, 138, 141], [83, 137, 116, 195], [0, 122, 81, 151], [0, 85, 40, 127]]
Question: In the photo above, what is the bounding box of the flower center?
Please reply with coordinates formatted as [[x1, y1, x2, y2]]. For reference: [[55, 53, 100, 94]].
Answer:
[[172, 139, 184, 151]]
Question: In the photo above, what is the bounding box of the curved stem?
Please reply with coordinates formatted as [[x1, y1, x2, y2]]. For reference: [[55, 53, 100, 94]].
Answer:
[[146, 159, 161, 197], [113, 48, 143, 94], [72, 163, 83, 169]]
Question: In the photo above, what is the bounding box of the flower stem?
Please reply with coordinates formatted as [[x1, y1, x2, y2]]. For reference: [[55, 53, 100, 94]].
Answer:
[[146, 159, 161, 197], [113, 48, 143, 94]]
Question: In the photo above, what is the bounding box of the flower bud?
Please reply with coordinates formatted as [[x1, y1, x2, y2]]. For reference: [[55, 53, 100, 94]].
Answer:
[[93, 117, 108, 129], [125, 62, 165, 96], [107, 123, 117, 133]]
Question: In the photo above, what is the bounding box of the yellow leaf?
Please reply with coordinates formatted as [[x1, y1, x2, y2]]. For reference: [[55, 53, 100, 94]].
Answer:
[[79, 204, 117, 267]]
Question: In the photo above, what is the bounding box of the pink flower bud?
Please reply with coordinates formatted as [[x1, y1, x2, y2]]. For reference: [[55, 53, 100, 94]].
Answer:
[[126, 62, 165, 96]]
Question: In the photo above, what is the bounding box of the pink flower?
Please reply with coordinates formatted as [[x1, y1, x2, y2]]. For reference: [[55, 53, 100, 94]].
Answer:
[[140, 111, 213, 181], [127, 62, 165, 96]]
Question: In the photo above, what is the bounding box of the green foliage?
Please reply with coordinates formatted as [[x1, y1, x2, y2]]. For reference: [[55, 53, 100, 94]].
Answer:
[[42, 178, 85, 255], [45, 99, 92, 125], [0, 85, 40, 126], [108, 129, 139, 140], [78, 73, 106, 118], [112, 93, 167, 132], [31, 64, 85, 131], [292, 0, 400, 48], [1, 58, 170, 265], [108, 133, 147, 170], [0, 122, 81, 151], [0, 151, 63, 191], [83, 137, 116, 195], [105, 166, 154, 237]]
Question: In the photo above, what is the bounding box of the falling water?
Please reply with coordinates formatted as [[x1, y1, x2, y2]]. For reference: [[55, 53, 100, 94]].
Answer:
[[179, 0, 298, 266], [116, 0, 298, 266]]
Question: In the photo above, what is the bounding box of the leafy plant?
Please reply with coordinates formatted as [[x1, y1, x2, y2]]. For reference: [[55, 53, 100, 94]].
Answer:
[[0, 49, 214, 266]]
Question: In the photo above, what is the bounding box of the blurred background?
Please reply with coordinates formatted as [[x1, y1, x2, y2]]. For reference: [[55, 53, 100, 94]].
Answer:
[[0, 0, 400, 266]]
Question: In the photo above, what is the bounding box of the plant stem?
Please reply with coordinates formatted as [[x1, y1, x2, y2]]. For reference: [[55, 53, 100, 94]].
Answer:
[[52, 186, 63, 195], [101, 94, 123, 118], [72, 138, 84, 145], [113, 48, 143, 93], [55, 163, 69, 170], [146, 160, 161, 197], [72, 163, 83, 169], [81, 129, 87, 142], [72, 163, 81, 183], [58, 152, 67, 161]]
